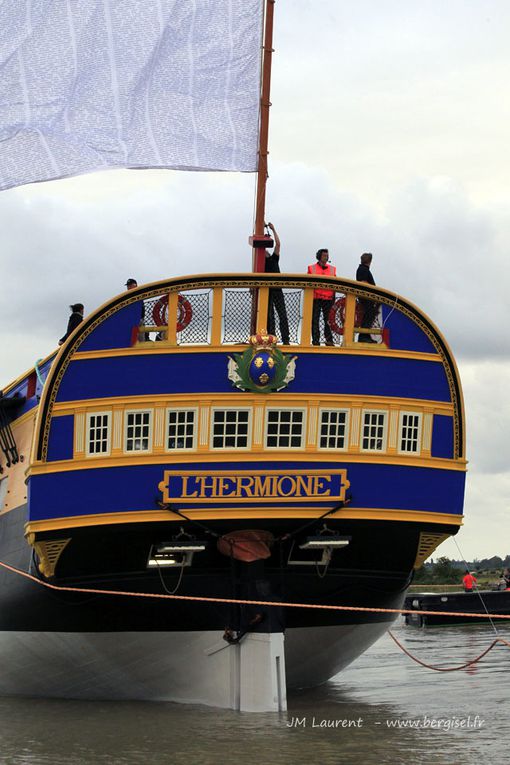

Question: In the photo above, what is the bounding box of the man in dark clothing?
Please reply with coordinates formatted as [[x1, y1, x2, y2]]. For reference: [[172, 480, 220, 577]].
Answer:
[[125, 277, 152, 340], [265, 222, 290, 344], [356, 252, 377, 343], [58, 303, 84, 345]]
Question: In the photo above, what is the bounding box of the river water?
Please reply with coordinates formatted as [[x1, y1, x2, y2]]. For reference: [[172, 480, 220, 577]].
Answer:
[[0, 620, 508, 765]]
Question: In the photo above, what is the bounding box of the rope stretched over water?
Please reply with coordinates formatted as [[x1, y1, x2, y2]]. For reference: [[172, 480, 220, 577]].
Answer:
[[388, 630, 510, 671], [1, 558, 510, 620]]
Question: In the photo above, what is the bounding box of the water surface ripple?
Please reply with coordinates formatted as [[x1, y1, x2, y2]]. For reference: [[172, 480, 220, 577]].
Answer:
[[0, 622, 508, 765]]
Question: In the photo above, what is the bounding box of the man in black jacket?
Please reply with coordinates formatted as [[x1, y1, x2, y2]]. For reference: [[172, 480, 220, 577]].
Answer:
[[58, 303, 84, 345], [356, 253, 377, 343], [265, 222, 290, 344]]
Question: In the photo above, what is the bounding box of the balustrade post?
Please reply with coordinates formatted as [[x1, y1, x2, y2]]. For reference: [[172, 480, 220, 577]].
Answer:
[[166, 292, 179, 346], [343, 293, 357, 347], [300, 288, 314, 346], [211, 287, 223, 345], [255, 286, 270, 334]]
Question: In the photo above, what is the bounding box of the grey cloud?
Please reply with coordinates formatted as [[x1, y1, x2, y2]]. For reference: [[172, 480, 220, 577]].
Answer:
[[458, 473, 510, 560], [1, 163, 507, 388], [0, 171, 255, 382], [382, 179, 508, 361], [266, 167, 509, 362], [460, 360, 510, 476]]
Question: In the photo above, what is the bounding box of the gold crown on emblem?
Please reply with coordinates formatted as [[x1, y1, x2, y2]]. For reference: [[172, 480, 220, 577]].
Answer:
[[250, 330, 278, 349]]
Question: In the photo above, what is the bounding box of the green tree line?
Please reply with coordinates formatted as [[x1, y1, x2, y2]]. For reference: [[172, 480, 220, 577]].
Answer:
[[414, 554, 510, 584]]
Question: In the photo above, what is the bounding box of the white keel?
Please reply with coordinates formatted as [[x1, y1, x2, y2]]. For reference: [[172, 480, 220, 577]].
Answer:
[[0, 629, 287, 712], [234, 632, 287, 712], [204, 631, 287, 711]]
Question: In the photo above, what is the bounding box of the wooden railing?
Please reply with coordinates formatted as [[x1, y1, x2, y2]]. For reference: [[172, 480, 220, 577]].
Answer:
[[135, 281, 386, 349]]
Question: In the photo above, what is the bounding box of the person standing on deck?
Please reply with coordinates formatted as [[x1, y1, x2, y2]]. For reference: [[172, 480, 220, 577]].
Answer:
[[265, 222, 290, 345], [125, 277, 151, 340], [462, 570, 477, 592], [58, 303, 84, 345], [356, 252, 377, 343], [308, 249, 336, 346]]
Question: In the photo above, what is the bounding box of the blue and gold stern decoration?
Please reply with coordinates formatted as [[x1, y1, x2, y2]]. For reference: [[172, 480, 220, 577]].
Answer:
[[228, 331, 297, 394]]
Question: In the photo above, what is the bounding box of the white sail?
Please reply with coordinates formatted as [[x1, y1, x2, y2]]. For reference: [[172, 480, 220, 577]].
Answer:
[[0, 0, 263, 191]]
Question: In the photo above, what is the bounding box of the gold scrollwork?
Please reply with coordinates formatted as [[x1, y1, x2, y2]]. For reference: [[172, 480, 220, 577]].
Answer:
[[37, 277, 463, 462]]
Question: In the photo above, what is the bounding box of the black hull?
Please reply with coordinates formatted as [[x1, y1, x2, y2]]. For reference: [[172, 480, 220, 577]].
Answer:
[[0, 504, 416, 704], [2, 505, 453, 634], [404, 590, 510, 626]]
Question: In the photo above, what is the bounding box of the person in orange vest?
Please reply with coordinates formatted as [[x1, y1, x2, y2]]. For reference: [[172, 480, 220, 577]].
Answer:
[[307, 249, 337, 346], [462, 570, 477, 592]]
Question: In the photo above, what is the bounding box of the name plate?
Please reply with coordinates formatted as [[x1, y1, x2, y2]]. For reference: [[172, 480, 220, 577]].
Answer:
[[158, 469, 350, 504]]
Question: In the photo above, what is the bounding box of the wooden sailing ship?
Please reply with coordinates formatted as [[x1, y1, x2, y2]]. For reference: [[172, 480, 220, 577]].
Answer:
[[0, 2, 466, 710]]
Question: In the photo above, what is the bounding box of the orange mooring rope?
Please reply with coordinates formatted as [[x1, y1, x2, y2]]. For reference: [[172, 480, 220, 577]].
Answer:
[[387, 630, 510, 672], [1, 558, 510, 620], [2, 558, 510, 673]]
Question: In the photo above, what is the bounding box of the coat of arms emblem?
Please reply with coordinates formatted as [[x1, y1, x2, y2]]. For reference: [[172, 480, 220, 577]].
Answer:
[[228, 331, 297, 394]]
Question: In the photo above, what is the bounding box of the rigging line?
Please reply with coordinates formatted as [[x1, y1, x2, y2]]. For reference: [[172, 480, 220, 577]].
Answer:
[[452, 536, 499, 637], [315, 556, 331, 579], [388, 629, 510, 672], [2, 558, 510, 620], [34, 359, 45, 388], [0, 407, 13, 449], [277, 500, 349, 543], [0, 408, 17, 466], [157, 501, 220, 539], [155, 557, 185, 596], [381, 294, 400, 328]]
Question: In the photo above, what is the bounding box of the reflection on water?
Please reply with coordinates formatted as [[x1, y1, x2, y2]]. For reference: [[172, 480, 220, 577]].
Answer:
[[0, 622, 508, 765]]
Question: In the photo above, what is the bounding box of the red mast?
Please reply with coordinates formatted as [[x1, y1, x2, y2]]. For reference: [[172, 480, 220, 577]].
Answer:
[[251, 0, 275, 273]]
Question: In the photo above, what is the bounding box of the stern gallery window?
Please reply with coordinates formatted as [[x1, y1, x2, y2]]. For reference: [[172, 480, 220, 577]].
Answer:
[[86, 412, 111, 456], [212, 409, 251, 449], [125, 410, 152, 452], [265, 409, 305, 449], [399, 412, 422, 454], [167, 409, 197, 451], [319, 409, 349, 450], [361, 410, 387, 452]]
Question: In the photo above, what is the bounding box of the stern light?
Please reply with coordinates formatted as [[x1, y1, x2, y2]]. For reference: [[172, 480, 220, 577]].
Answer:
[[157, 542, 207, 553], [147, 540, 207, 568], [299, 535, 351, 550]]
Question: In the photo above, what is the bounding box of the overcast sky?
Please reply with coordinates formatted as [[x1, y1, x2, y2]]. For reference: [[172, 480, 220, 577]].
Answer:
[[1, 0, 508, 560]]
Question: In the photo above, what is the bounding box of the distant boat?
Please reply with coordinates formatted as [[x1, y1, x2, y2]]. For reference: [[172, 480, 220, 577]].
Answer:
[[404, 589, 510, 626]]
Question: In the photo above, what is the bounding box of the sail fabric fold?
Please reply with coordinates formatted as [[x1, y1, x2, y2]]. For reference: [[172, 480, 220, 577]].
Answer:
[[0, 0, 263, 191]]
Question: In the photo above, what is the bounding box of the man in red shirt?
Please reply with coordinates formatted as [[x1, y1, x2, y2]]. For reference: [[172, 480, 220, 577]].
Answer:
[[462, 570, 477, 592], [307, 249, 336, 346]]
